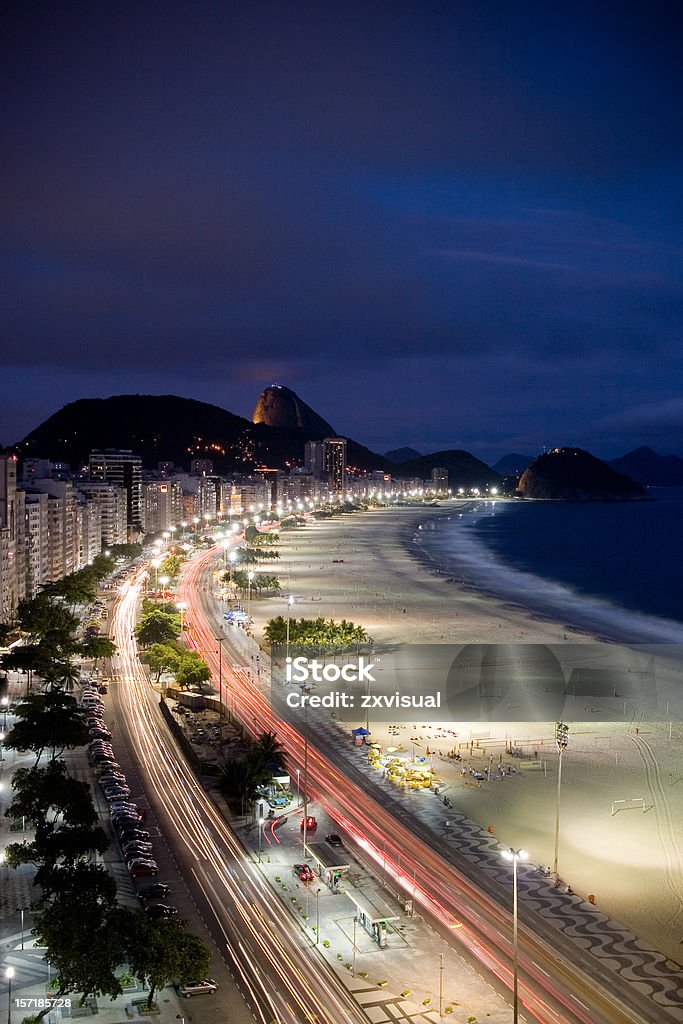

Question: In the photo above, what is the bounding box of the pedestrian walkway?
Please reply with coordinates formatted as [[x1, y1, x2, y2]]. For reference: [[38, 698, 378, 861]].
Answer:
[[247, 805, 515, 1023]]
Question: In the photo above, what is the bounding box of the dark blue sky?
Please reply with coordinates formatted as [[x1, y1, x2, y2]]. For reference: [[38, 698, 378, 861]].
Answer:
[[3, 1, 682, 461]]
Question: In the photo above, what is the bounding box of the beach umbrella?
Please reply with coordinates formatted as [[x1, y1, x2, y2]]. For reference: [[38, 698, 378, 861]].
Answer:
[[352, 726, 371, 736]]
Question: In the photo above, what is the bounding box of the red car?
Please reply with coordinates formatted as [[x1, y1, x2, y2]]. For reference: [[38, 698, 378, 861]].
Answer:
[[300, 816, 317, 832], [293, 863, 315, 882]]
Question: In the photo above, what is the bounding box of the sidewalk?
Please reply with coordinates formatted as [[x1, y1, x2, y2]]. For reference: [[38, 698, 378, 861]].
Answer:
[[241, 801, 514, 1024], [1, 943, 193, 1024]]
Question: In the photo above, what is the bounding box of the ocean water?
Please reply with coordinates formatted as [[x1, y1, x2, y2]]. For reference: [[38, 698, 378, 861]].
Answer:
[[415, 490, 683, 644]]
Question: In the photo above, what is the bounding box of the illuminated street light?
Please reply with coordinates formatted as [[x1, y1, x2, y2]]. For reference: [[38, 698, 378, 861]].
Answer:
[[553, 722, 569, 878], [176, 602, 187, 632], [151, 558, 162, 590], [501, 847, 528, 1024], [6, 966, 14, 1024], [258, 816, 264, 863]]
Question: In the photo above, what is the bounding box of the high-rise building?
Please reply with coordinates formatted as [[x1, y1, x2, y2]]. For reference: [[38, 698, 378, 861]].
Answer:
[[323, 437, 347, 493], [24, 492, 50, 597], [0, 455, 20, 621], [304, 441, 325, 480], [76, 482, 127, 545], [142, 480, 183, 534], [89, 449, 143, 537], [430, 467, 448, 492], [31, 479, 78, 581]]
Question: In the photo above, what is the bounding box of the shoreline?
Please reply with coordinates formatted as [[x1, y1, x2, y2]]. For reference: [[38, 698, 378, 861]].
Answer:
[[248, 501, 598, 648]]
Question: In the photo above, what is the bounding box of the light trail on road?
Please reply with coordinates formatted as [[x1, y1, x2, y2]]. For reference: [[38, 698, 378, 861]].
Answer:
[[179, 544, 666, 1024], [110, 568, 371, 1024]]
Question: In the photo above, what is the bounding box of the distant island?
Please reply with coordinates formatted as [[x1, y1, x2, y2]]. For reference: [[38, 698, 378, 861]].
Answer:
[[517, 448, 647, 501]]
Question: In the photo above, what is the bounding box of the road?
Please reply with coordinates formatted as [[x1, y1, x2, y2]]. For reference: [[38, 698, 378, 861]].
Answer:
[[109, 567, 371, 1024], [179, 544, 676, 1024]]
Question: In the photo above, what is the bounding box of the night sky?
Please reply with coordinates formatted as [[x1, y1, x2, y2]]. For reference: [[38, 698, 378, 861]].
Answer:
[[3, 1, 682, 462]]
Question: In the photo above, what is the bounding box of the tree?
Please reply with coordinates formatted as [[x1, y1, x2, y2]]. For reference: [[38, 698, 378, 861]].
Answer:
[[17, 594, 79, 644], [254, 548, 279, 561], [233, 547, 257, 565], [4, 692, 90, 764], [32, 891, 130, 1013], [106, 543, 142, 560], [79, 635, 116, 668], [263, 615, 370, 651], [158, 553, 182, 580], [144, 643, 182, 682], [7, 760, 97, 828], [254, 731, 286, 769], [246, 527, 278, 546], [233, 571, 280, 597], [218, 756, 271, 813], [135, 609, 178, 647], [127, 915, 211, 1008], [4, 761, 108, 873], [175, 651, 211, 690]]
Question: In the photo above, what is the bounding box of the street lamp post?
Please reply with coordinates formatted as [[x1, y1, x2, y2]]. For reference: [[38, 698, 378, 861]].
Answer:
[[302, 694, 310, 853], [151, 558, 162, 591], [502, 847, 528, 1024], [215, 637, 225, 723], [285, 595, 294, 662], [6, 966, 14, 1024], [258, 816, 263, 863], [315, 887, 321, 944], [1, 698, 7, 730], [176, 602, 187, 633], [296, 768, 301, 809], [439, 953, 444, 1020], [247, 571, 254, 625], [553, 722, 569, 878]]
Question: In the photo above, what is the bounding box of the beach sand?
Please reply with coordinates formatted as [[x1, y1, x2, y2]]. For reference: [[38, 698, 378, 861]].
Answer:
[[244, 503, 683, 963]]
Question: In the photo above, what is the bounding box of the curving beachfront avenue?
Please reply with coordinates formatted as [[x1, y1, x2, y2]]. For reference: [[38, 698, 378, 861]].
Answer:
[[110, 567, 371, 1024], [178, 543, 670, 1024]]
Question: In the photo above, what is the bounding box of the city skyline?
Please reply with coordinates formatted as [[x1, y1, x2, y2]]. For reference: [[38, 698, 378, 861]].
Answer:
[[3, 2, 682, 459]]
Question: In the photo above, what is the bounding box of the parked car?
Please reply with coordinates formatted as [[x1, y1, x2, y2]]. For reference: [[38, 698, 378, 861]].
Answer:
[[325, 834, 343, 847], [128, 860, 158, 878], [293, 863, 315, 882], [109, 801, 139, 814], [90, 729, 113, 741], [137, 883, 169, 901], [123, 842, 154, 858], [106, 789, 132, 803], [112, 809, 144, 823], [120, 828, 150, 844], [179, 979, 218, 998], [145, 904, 177, 919]]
